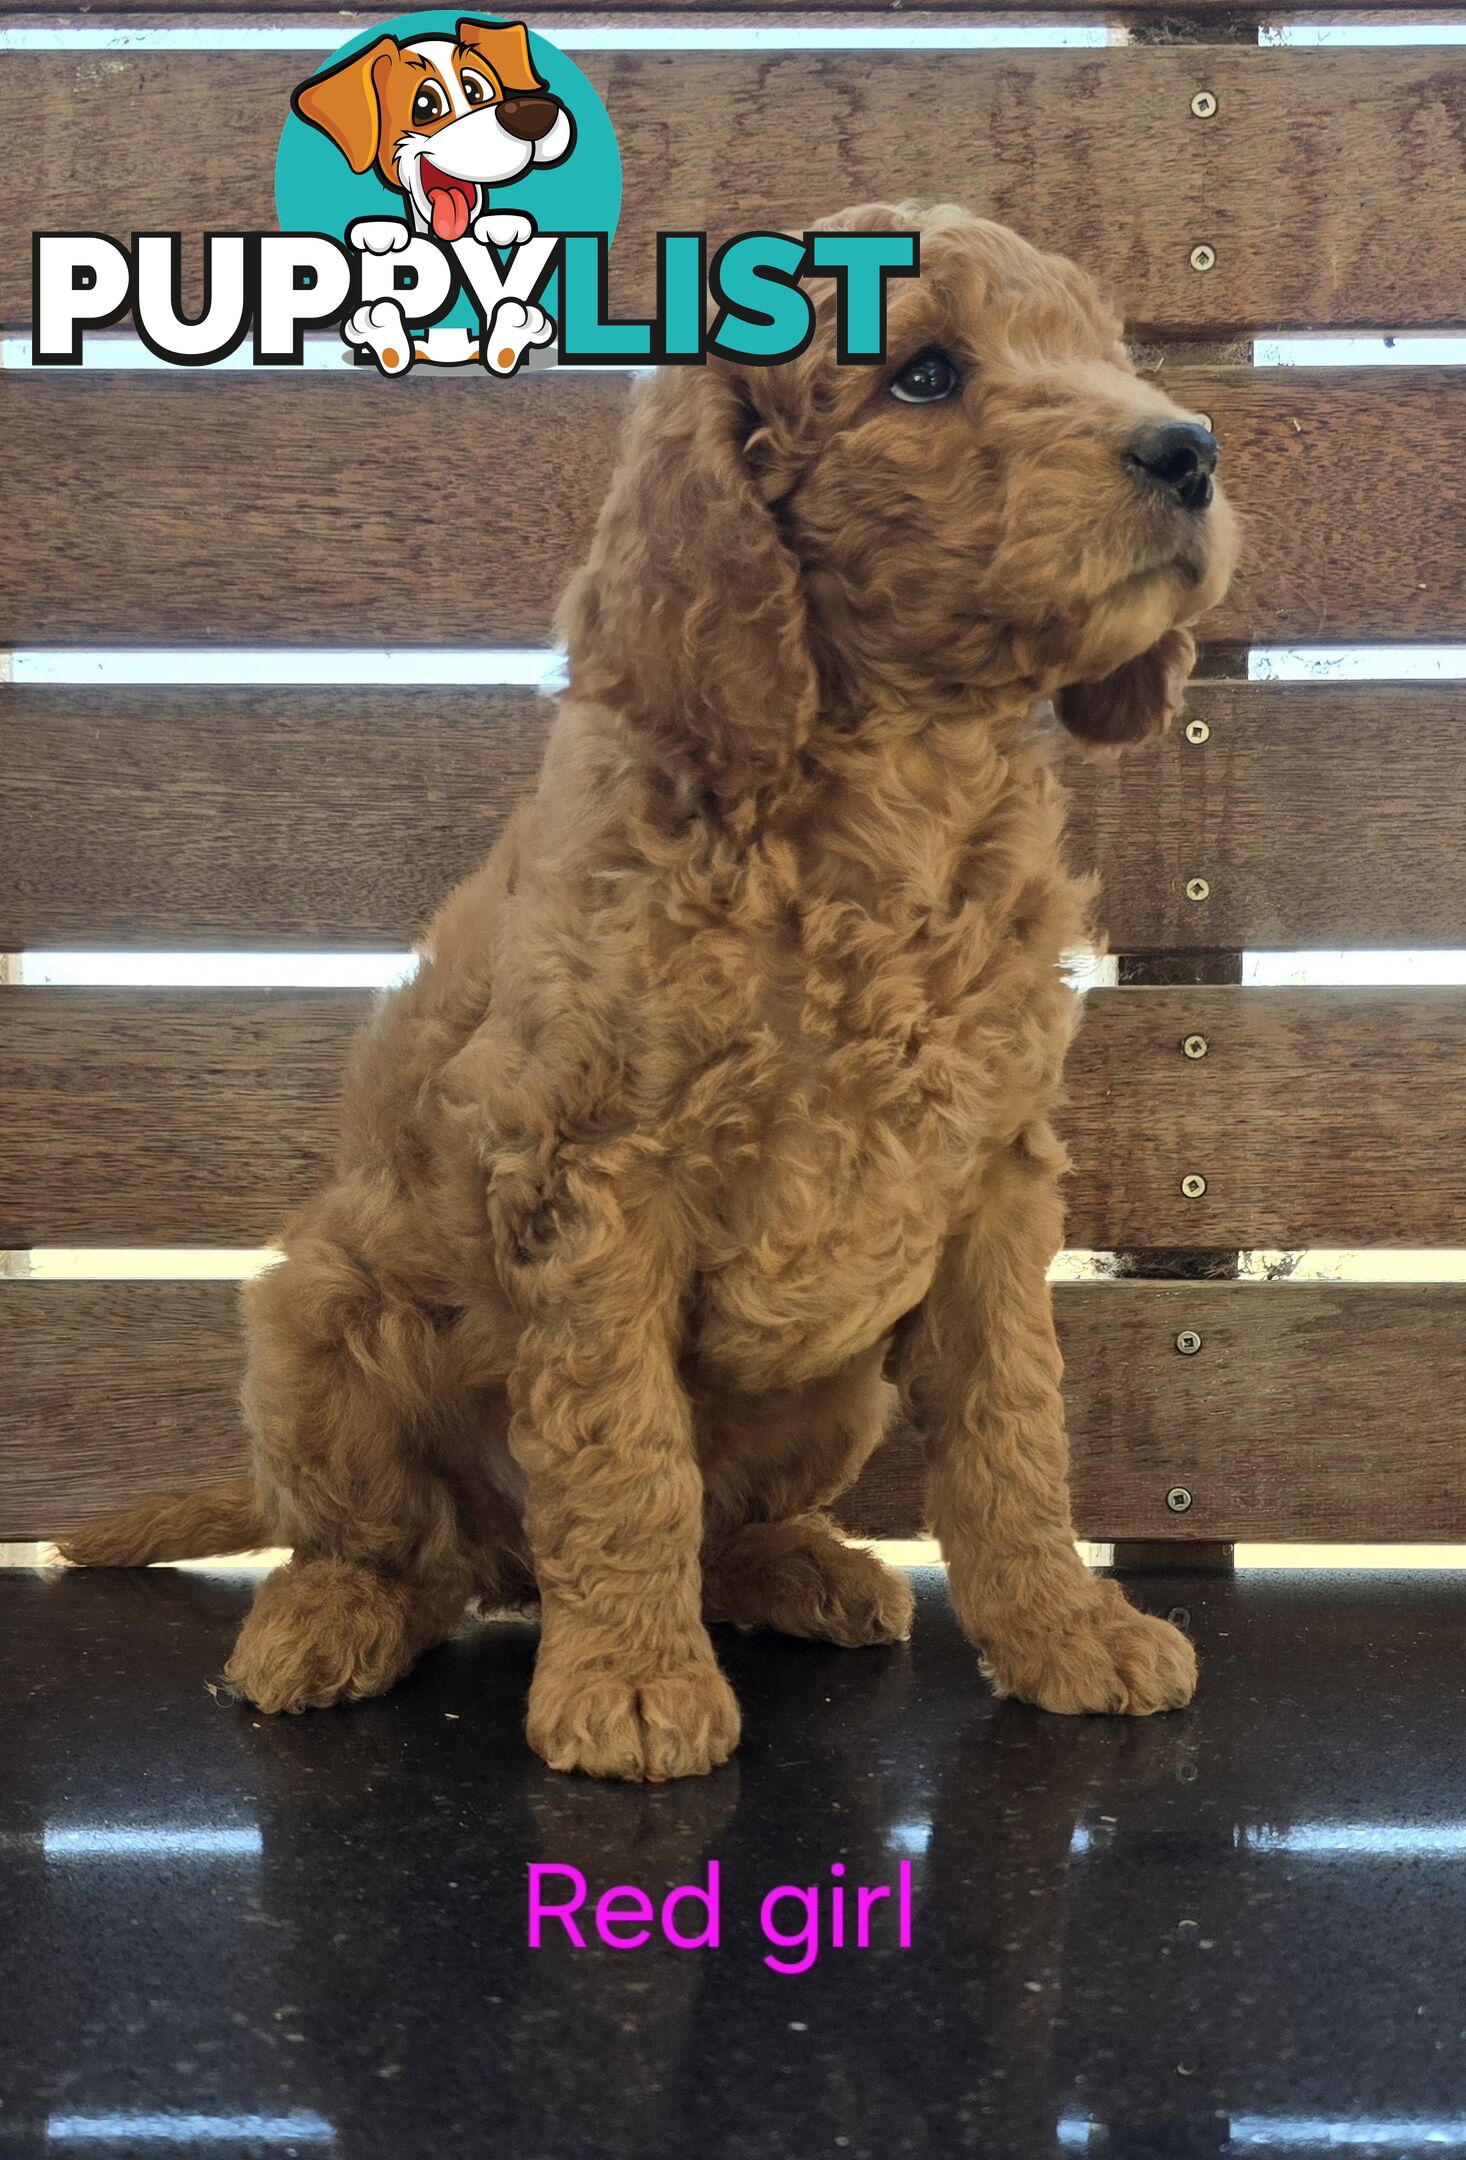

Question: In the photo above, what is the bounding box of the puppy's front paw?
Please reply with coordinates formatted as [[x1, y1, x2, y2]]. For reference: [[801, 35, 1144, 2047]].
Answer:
[[343, 299, 413, 376], [471, 210, 535, 251], [983, 1583, 1197, 1717], [347, 218, 412, 256], [527, 1660, 741, 1781]]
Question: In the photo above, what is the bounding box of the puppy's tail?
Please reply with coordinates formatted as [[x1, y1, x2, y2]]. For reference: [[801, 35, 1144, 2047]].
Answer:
[[55, 1478, 268, 1567]]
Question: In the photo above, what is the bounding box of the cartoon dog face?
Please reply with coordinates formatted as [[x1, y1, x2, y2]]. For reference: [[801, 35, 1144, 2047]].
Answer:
[[293, 19, 575, 241]]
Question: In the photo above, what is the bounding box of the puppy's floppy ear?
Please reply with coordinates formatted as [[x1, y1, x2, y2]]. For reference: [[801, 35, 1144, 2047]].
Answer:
[[1054, 626, 1196, 752], [456, 19, 545, 93], [292, 37, 397, 174], [559, 364, 819, 804]]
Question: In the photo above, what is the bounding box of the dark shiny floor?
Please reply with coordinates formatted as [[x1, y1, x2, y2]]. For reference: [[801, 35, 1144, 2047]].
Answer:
[[1, 1564, 1464, 2160]]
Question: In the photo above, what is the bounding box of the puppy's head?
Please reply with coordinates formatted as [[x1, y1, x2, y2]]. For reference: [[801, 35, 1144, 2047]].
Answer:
[[293, 19, 575, 241], [565, 202, 1235, 800], [778, 203, 1236, 750]]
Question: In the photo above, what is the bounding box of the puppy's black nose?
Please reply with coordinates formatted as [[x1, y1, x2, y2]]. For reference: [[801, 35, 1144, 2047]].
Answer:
[[1126, 421, 1219, 512]]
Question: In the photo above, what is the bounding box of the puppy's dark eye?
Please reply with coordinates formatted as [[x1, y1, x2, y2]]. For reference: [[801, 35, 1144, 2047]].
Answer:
[[890, 350, 962, 405], [461, 70, 493, 106], [411, 85, 446, 126]]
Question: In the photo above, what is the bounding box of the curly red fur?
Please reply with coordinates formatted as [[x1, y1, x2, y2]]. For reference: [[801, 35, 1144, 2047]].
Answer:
[[60, 204, 1235, 1777]]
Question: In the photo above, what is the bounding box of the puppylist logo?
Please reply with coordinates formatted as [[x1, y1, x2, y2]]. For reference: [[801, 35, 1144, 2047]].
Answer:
[[32, 12, 919, 376]]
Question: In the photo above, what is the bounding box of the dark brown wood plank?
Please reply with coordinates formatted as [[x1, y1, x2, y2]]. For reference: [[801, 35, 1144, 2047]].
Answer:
[[0, 369, 624, 647], [1066, 986, 1466, 1248], [0, 1280, 251, 1540], [1154, 367, 1466, 646], [5, 368, 1465, 646], [8, 46, 1466, 331], [11, 679, 1466, 952], [839, 1280, 1466, 1543], [0, 988, 370, 1245], [1067, 679, 1466, 953], [11, 1277, 1465, 1543], [10, 983, 1466, 1249], [0, 686, 553, 948]]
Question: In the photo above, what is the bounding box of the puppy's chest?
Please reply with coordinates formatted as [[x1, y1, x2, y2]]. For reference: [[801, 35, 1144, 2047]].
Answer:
[[687, 924, 1067, 1382], [730, 907, 1062, 1144]]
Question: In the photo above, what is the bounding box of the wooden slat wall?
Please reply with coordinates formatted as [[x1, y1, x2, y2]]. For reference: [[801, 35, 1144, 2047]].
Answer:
[[7, 368, 1466, 646], [10, 679, 1466, 953], [8, 1278, 1465, 1544], [8, 46, 1466, 333], [9, 986, 1466, 1249], [7, 9, 1466, 1553]]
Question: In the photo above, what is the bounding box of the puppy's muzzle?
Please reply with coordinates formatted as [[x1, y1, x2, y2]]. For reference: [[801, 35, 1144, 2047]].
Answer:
[[498, 94, 563, 143], [1125, 421, 1219, 513]]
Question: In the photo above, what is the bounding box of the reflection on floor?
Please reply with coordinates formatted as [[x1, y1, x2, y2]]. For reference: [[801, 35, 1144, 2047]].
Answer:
[[1, 1565, 1462, 2159]]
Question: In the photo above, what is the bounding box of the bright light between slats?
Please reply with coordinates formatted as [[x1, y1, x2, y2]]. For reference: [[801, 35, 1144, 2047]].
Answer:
[[1254, 334, 1466, 366], [1251, 647, 1466, 681], [10, 649, 558, 687], [1264, 21, 1466, 42], [0, 24, 1111, 51], [21, 1250, 277, 1280], [14, 333, 1463, 375], [18, 953, 417, 989], [1241, 1249, 1466, 1285], [1244, 951, 1466, 987], [2, 336, 354, 371], [1, 338, 638, 374]]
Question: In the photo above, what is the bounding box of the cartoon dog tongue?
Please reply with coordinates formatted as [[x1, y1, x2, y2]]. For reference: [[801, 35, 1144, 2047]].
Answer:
[[423, 166, 474, 242]]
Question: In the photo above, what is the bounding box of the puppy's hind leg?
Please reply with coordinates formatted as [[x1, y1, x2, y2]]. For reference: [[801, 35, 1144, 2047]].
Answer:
[[704, 1515, 914, 1648], [223, 1239, 474, 1715], [699, 1351, 915, 1648], [224, 1558, 467, 1714]]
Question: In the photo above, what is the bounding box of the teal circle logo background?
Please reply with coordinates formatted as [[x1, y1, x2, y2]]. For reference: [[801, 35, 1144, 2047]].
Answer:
[[275, 13, 621, 330]]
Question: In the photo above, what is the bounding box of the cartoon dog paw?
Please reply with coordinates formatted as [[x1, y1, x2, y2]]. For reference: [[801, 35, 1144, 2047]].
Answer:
[[471, 211, 536, 252], [483, 296, 555, 377], [344, 299, 414, 376], [347, 218, 412, 256]]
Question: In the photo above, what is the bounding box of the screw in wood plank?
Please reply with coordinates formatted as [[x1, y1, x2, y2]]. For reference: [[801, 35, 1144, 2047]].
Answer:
[[1189, 243, 1217, 274], [1166, 1486, 1194, 1514], [1175, 1330, 1203, 1356], [1180, 1173, 1207, 1199], [1184, 718, 1210, 744], [1185, 877, 1211, 902], [1182, 1033, 1209, 1060], [1190, 90, 1218, 119]]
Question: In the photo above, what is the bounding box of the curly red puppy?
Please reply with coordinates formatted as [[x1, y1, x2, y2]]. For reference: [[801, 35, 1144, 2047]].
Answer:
[[62, 203, 1235, 1778]]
